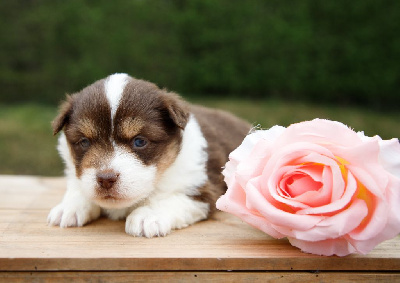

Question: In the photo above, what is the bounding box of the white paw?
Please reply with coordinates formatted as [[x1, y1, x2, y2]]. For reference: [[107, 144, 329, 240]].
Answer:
[[47, 201, 100, 228], [125, 195, 210, 238], [125, 206, 181, 238]]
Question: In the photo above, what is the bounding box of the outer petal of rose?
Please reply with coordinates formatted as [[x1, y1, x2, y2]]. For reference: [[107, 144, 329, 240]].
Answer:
[[255, 125, 286, 142], [347, 176, 400, 253], [219, 177, 247, 206], [222, 160, 238, 189], [274, 119, 363, 149], [235, 139, 274, 189], [355, 132, 400, 176], [387, 176, 400, 227], [348, 166, 385, 199], [225, 130, 281, 189], [333, 139, 388, 198], [347, 213, 400, 255], [288, 237, 357, 257], [245, 177, 324, 231], [229, 126, 285, 164], [378, 138, 400, 177], [348, 198, 388, 241], [274, 198, 368, 242], [346, 201, 400, 254], [216, 188, 284, 239]]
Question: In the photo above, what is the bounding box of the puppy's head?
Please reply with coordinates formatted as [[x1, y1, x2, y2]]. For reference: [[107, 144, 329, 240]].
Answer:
[[53, 74, 189, 208]]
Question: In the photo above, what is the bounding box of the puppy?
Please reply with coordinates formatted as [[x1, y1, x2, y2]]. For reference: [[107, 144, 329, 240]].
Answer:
[[48, 73, 250, 237]]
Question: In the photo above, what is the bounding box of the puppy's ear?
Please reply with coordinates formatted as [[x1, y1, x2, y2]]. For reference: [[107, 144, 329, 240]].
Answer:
[[162, 92, 189, 129], [52, 95, 74, 135]]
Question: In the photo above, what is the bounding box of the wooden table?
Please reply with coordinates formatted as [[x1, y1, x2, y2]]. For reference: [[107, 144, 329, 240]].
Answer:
[[1, 175, 399, 282]]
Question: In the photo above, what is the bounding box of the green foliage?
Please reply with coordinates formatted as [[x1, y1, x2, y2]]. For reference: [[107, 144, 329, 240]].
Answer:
[[1, 0, 399, 108], [0, 104, 62, 175]]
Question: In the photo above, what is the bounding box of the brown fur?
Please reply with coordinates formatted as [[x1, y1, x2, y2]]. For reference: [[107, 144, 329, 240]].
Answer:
[[190, 105, 250, 213], [52, 77, 187, 180], [119, 118, 145, 140]]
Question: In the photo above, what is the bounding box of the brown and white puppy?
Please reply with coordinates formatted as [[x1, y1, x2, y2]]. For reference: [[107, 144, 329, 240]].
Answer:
[[48, 73, 250, 237]]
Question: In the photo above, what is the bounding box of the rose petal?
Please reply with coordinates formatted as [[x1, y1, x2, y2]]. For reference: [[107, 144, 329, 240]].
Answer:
[[296, 152, 346, 202], [263, 142, 335, 180], [291, 166, 332, 207], [216, 183, 284, 239], [229, 126, 285, 164], [261, 144, 337, 209], [333, 138, 388, 198], [218, 180, 247, 208], [294, 164, 324, 182], [348, 198, 388, 241], [348, 176, 400, 251], [348, 166, 386, 199], [235, 139, 274, 188], [279, 164, 323, 197], [245, 177, 324, 231], [387, 176, 400, 226], [274, 119, 363, 149], [273, 165, 311, 209], [283, 199, 368, 242], [377, 138, 400, 177], [347, 207, 400, 255], [286, 174, 322, 197], [222, 160, 238, 188], [296, 170, 357, 215], [288, 237, 357, 257]]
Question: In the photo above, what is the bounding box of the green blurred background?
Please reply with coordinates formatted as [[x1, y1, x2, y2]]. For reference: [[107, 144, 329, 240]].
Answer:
[[0, 0, 399, 176]]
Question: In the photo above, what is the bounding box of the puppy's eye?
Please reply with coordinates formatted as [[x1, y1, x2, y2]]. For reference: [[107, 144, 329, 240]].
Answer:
[[132, 137, 148, 148], [78, 138, 91, 149]]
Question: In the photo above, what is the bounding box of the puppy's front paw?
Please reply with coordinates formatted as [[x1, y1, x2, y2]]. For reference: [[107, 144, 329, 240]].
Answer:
[[125, 207, 177, 238], [47, 201, 100, 228]]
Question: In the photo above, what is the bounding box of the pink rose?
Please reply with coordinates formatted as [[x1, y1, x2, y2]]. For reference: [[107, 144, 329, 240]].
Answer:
[[216, 119, 400, 256]]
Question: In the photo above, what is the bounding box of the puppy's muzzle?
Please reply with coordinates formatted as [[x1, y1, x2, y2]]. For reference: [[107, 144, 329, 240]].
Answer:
[[96, 170, 120, 190]]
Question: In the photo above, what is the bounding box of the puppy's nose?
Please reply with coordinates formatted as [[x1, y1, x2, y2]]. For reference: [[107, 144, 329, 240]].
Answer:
[[96, 170, 120, 190]]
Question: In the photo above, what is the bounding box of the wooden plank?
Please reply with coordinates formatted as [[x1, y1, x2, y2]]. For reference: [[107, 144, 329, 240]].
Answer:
[[1, 176, 400, 272], [0, 176, 64, 210], [1, 272, 400, 282]]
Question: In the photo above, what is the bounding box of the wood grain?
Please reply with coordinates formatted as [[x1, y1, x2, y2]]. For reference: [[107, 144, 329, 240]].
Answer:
[[1, 272, 400, 283], [0, 175, 399, 274]]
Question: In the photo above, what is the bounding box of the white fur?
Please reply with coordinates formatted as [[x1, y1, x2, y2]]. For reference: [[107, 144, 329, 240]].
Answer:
[[125, 194, 209, 237], [80, 146, 157, 209], [156, 114, 208, 195], [48, 104, 210, 237], [57, 133, 75, 179], [48, 134, 101, 227], [104, 73, 129, 123], [47, 186, 101, 228], [124, 115, 210, 237]]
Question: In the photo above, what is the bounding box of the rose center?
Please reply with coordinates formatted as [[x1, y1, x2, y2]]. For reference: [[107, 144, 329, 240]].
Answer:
[[285, 174, 322, 197]]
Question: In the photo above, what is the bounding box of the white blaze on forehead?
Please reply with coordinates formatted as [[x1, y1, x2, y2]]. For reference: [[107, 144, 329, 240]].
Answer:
[[104, 73, 129, 122]]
